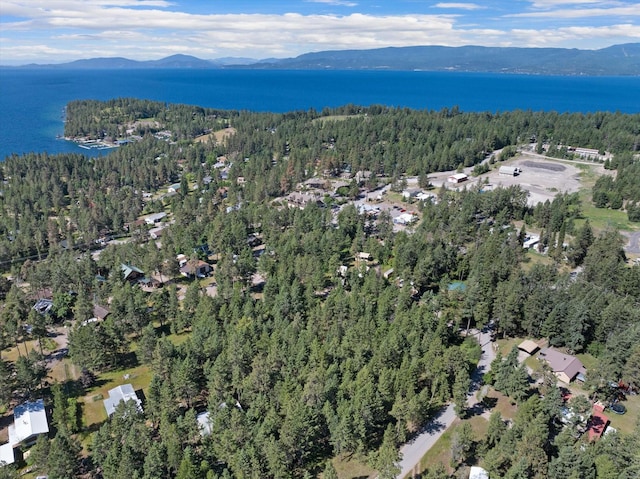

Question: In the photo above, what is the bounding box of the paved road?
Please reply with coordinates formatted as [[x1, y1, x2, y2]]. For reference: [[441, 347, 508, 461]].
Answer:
[[622, 231, 640, 254], [396, 328, 496, 479]]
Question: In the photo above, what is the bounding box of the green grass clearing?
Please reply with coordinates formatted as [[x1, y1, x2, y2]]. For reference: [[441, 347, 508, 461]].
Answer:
[[606, 393, 640, 435], [80, 363, 152, 430], [330, 453, 375, 479]]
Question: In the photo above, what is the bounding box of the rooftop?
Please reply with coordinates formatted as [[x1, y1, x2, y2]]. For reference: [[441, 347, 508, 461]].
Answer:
[[0, 442, 15, 465], [539, 347, 585, 380], [8, 399, 49, 446], [104, 384, 142, 416]]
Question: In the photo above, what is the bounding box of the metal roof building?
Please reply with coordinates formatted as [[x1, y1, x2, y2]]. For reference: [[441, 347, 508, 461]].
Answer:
[[104, 384, 143, 416], [0, 443, 15, 466], [7, 399, 49, 447]]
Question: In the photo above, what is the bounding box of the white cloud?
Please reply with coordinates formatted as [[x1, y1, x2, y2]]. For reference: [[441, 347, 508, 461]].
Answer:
[[507, 5, 640, 18], [433, 3, 485, 10], [499, 23, 640, 46], [306, 0, 358, 6], [1, 0, 639, 63], [527, 0, 616, 7]]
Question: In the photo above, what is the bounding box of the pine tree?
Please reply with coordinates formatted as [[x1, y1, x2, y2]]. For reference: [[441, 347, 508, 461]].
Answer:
[[47, 430, 81, 479]]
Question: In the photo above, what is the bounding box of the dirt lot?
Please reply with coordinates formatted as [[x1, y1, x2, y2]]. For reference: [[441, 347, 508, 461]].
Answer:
[[428, 153, 595, 206]]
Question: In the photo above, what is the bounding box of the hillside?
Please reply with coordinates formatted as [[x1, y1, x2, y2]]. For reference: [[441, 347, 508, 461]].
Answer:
[[11, 43, 640, 75]]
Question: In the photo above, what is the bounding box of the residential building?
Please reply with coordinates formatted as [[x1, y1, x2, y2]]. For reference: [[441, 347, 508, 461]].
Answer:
[[539, 347, 586, 383], [104, 384, 143, 416], [8, 399, 49, 447]]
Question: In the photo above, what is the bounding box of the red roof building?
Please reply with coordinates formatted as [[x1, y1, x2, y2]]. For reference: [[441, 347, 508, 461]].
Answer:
[[586, 410, 609, 441]]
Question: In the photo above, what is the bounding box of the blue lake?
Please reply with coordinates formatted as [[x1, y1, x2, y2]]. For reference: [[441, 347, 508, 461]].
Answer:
[[1, 68, 639, 159]]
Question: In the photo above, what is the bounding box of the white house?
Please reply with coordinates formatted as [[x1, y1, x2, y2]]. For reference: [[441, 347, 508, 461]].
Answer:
[[143, 212, 167, 225], [394, 213, 417, 225], [104, 384, 143, 416], [8, 399, 49, 447], [401, 188, 421, 200], [197, 411, 212, 436], [523, 234, 540, 249]]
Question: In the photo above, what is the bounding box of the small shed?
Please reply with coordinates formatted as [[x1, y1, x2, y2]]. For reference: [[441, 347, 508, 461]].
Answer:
[[0, 442, 15, 465], [518, 339, 539, 356], [469, 466, 490, 479], [587, 410, 609, 441], [93, 304, 110, 321]]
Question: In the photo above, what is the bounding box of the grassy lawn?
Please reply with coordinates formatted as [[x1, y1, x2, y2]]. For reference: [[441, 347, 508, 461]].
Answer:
[[573, 164, 638, 233], [575, 353, 597, 371], [331, 453, 375, 479], [165, 330, 191, 347], [576, 202, 637, 233], [483, 388, 518, 421], [522, 249, 554, 271], [2, 338, 50, 363], [414, 415, 489, 479], [496, 337, 522, 356], [79, 363, 152, 435], [524, 355, 543, 374], [607, 393, 640, 435]]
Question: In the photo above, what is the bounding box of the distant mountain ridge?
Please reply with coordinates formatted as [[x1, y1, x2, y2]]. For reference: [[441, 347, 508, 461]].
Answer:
[[17, 54, 259, 69], [9, 44, 640, 75]]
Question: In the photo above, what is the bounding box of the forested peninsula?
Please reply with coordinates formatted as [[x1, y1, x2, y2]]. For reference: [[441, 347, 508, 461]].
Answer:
[[1, 100, 640, 479]]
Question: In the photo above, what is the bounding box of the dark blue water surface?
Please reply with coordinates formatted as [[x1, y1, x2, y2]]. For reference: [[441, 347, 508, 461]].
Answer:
[[1, 68, 639, 159]]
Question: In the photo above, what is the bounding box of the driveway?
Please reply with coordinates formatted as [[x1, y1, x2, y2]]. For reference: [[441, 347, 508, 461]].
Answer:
[[396, 327, 496, 478], [622, 231, 640, 255]]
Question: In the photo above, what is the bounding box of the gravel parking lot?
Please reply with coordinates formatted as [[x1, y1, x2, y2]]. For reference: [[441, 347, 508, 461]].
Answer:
[[428, 152, 590, 206]]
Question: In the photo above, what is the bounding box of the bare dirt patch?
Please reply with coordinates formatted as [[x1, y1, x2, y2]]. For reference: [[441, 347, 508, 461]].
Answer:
[[483, 154, 586, 206], [426, 153, 601, 207], [195, 127, 236, 144]]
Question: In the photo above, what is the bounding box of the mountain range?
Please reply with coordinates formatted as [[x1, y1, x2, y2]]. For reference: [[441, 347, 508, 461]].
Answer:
[[10, 44, 640, 75]]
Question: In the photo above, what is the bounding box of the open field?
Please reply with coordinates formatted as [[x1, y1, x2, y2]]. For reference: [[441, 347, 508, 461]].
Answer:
[[195, 127, 236, 144], [79, 363, 152, 437], [331, 453, 375, 479]]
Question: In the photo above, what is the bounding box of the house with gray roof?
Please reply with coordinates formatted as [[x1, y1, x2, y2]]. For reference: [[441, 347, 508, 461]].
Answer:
[[104, 384, 143, 416]]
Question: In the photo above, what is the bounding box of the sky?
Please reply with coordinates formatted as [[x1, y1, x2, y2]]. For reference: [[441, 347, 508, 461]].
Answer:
[[1, 0, 639, 65]]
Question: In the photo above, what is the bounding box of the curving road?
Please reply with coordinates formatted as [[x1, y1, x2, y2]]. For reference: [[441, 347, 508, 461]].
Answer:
[[396, 327, 496, 479]]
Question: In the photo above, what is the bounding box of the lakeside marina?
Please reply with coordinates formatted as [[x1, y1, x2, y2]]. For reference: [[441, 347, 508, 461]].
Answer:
[[70, 138, 119, 150]]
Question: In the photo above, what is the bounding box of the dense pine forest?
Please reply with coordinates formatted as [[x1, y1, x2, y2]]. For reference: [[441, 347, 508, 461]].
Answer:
[[0, 100, 639, 479]]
